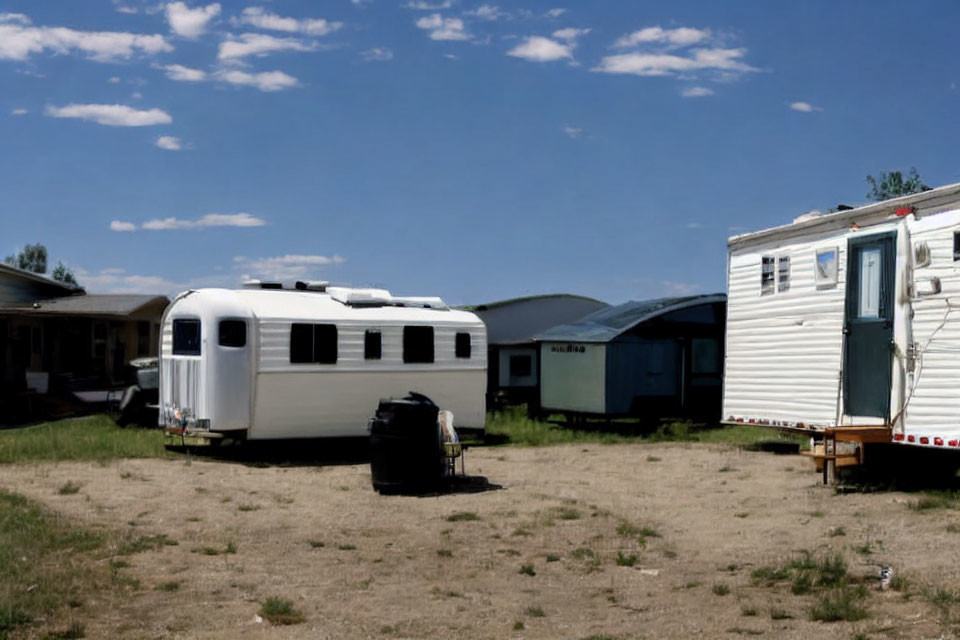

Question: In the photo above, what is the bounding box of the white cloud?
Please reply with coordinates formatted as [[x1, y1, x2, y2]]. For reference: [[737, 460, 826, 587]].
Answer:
[[161, 63, 207, 81], [10, 108, 27, 115], [361, 47, 393, 61], [660, 279, 701, 296], [685, 222, 703, 229], [0, 13, 31, 25], [0, 19, 172, 62], [789, 101, 822, 112], [466, 5, 508, 21], [404, 1, 452, 9], [561, 125, 581, 139], [552, 27, 589, 41], [155, 135, 182, 150], [593, 47, 756, 77], [613, 26, 710, 49], [165, 2, 220, 38], [681, 86, 713, 97], [216, 69, 299, 91], [507, 36, 571, 62], [237, 254, 346, 280], [545, 8, 566, 18], [415, 14, 470, 41], [110, 220, 137, 231], [115, 5, 139, 14], [235, 7, 342, 36], [45, 103, 172, 126], [77, 266, 236, 295], [141, 212, 265, 230], [108, 76, 121, 83], [218, 32, 317, 60]]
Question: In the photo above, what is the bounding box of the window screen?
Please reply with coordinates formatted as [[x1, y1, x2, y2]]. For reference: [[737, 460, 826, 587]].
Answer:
[[761, 256, 775, 295], [290, 323, 313, 363], [403, 326, 434, 363], [777, 255, 790, 293], [509, 354, 532, 377], [364, 330, 382, 360], [455, 332, 471, 359], [218, 320, 246, 347], [172, 319, 201, 355]]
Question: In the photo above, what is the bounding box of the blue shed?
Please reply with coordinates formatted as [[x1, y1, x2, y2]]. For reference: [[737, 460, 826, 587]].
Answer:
[[538, 294, 726, 420]]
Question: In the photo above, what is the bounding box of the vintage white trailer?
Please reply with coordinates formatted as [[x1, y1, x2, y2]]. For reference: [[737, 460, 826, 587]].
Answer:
[[723, 182, 960, 469], [159, 282, 487, 443]]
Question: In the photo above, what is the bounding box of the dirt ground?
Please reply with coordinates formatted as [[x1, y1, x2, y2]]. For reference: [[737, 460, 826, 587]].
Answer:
[[3, 441, 960, 639]]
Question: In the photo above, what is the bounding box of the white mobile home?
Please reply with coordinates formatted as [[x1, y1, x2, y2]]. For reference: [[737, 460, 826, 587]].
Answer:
[[160, 283, 486, 442], [723, 182, 960, 455]]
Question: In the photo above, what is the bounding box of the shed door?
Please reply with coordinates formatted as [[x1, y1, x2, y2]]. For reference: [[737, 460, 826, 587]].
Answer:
[[843, 232, 896, 419]]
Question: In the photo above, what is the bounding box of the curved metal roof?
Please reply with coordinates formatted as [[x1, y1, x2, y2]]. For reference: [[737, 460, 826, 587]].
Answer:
[[538, 293, 726, 343], [470, 294, 609, 345]]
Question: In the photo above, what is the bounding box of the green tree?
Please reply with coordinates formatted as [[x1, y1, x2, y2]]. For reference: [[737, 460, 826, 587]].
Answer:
[[4, 243, 47, 273], [865, 167, 930, 202], [51, 261, 79, 287]]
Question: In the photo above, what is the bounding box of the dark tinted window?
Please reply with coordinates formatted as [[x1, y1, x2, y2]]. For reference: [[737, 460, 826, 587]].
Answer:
[[290, 323, 313, 363], [172, 319, 201, 355], [218, 320, 246, 347], [455, 332, 471, 359], [509, 354, 532, 377], [403, 326, 434, 363], [954, 232, 960, 261], [313, 324, 338, 364], [364, 330, 382, 360]]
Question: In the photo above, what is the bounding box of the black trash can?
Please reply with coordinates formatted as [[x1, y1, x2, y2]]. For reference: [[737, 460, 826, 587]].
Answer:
[[369, 393, 442, 494]]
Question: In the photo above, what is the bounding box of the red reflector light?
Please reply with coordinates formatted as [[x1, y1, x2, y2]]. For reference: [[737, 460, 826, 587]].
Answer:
[[797, 422, 805, 428], [893, 434, 905, 441], [908, 435, 916, 442], [748, 419, 755, 424], [895, 206, 916, 216], [951, 440, 960, 447], [935, 437, 944, 446], [920, 437, 930, 444]]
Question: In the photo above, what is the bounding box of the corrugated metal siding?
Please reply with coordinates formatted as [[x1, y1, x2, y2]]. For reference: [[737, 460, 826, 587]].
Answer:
[[723, 228, 851, 426], [902, 211, 960, 441]]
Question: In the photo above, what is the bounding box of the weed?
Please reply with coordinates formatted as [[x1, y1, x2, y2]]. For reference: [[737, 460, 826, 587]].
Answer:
[[741, 606, 757, 616], [308, 540, 325, 548], [40, 623, 85, 639], [815, 554, 847, 587], [225, 541, 237, 554], [57, 481, 81, 495], [616, 522, 659, 539], [791, 572, 813, 595], [828, 526, 846, 537], [237, 504, 260, 512], [616, 552, 638, 567], [909, 495, 952, 511], [156, 581, 180, 592], [338, 544, 357, 551], [853, 541, 873, 555], [718, 465, 735, 473], [734, 512, 749, 519], [109, 559, 130, 570], [646, 456, 661, 462], [751, 566, 789, 585], [579, 635, 616, 640], [684, 581, 702, 589], [546, 554, 561, 562], [519, 564, 536, 576], [437, 549, 453, 558], [809, 588, 869, 622], [889, 574, 908, 592], [947, 523, 960, 533], [117, 533, 178, 555], [525, 606, 546, 617], [513, 621, 525, 630], [446, 512, 479, 522], [550, 507, 581, 521], [512, 527, 532, 537], [810, 510, 825, 518], [770, 608, 793, 620], [712, 584, 730, 596], [259, 597, 305, 625], [927, 587, 960, 609]]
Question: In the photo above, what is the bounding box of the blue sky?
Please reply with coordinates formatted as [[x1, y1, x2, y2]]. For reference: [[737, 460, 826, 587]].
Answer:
[[1, 1, 958, 306]]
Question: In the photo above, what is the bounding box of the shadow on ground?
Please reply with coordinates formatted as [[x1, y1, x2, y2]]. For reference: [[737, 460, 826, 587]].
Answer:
[[838, 443, 960, 492]]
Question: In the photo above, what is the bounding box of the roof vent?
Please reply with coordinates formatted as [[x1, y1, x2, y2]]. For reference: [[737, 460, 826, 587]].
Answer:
[[242, 279, 283, 290], [294, 280, 329, 292], [836, 204, 854, 211]]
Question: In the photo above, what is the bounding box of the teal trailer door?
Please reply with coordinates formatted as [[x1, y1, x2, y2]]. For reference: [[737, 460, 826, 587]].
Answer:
[[843, 232, 896, 419]]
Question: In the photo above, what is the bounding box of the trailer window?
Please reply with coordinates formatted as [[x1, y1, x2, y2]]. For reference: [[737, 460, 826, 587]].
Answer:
[[954, 232, 960, 261], [455, 332, 471, 359], [172, 319, 201, 356], [777, 255, 790, 293], [364, 330, 382, 360], [815, 247, 839, 288], [218, 320, 246, 347], [761, 256, 775, 295], [290, 324, 313, 363], [403, 326, 434, 363], [290, 323, 337, 364], [510, 354, 532, 377]]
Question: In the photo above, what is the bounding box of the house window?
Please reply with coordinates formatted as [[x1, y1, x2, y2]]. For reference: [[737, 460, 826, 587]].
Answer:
[[137, 321, 150, 356], [364, 330, 382, 360], [777, 255, 790, 293], [403, 326, 434, 363], [218, 320, 246, 348], [290, 323, 337, 364], [509, 354, 532, 378], [761, 256, 775, 295], [172, 319, 201, 356], [455, 332, 471, 359]]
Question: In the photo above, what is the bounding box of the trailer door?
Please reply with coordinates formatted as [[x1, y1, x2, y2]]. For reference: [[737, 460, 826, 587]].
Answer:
[[843, 232, 896, 419]]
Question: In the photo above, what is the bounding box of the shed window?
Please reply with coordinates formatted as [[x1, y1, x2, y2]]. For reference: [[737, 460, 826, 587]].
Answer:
[[364, 330, 382, 360], [761, 256, 775, 295], [455, 332, 471, 359], [777, 255, 790, 292], [509, 354, 532, 378], [403, 326, 434, 363], [218, 320, 246, 348], [954, 232, 960, 261], [290, 323, 338, 364], [172, 319, 201, 356], [691, 338, 721, 375]]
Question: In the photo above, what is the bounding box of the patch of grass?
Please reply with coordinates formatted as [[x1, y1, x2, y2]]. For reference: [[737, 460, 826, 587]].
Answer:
[[734, 512, 749, 519], [117, 533, 178, 555], [0, 414, 167, 463], [308, 540, 325, 548], [769, 608, 793, 620], [683, 581, 702, 589], [436, 549, 453, 558], [751, 565, 789, 585], [718, 465, 735, 473], [791, 571, 813, 595], [259, 597, 305, 625], [519, 564, 536, 576], [545, 554, 560, 562], [513, 621, 524, 630], [926, 587, 960, 609], [40, 622, 86, 639], [237, 504, 260, 512], [57, 481, 81, 495], [446, 511, 479, 522], [579, 635, 616, 640], [889, 574, 908, 592], [571, 547, 600, 564], [525, 606, 545, 617], [828, 526, 846, 537], [155, 581, 180, 592], [712, 584, 730, 596], [853, 541, 873, 555], [616, 552, 638, 567], [741, 606, 757, 616], [947, 523, 960, 533], [338, 544, 357, 551], [815, 553, 848, 587], [809, 588, 869, 622], [191, 541, 235, 556], [549, 506, 581, 521], [225, 541, 238, 554], [646, 456, 661, 462], [909, 494, 954, 511], [616, 522, 659, 540], [810, 510, 825, 518]]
